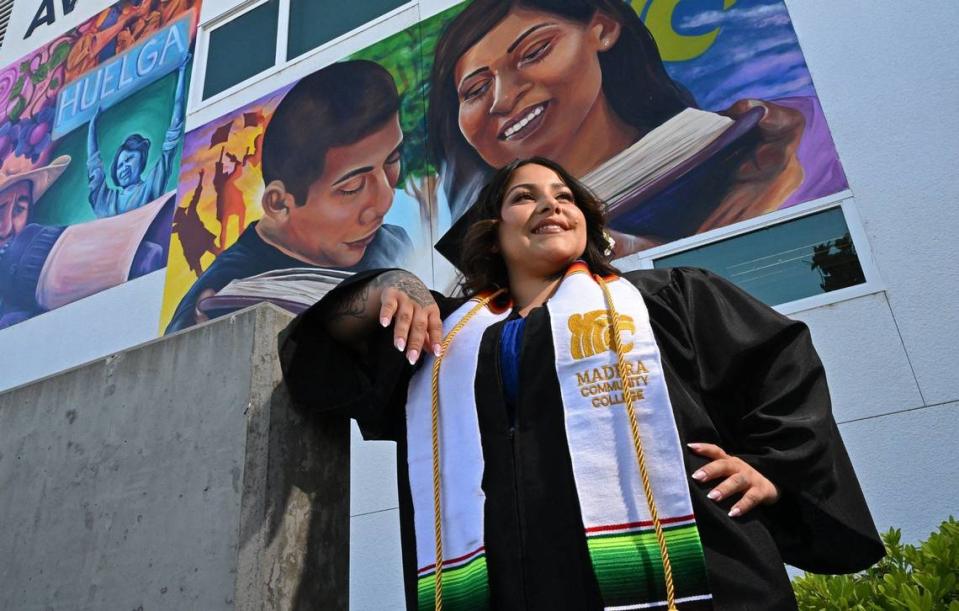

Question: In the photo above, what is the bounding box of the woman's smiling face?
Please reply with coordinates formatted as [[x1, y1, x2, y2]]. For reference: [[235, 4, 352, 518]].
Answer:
[[497, 162, 587, 279], [454, 7, 619, 169]]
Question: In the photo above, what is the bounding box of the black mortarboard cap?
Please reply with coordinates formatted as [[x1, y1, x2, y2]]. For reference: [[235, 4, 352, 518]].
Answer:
[[434, 207, 479, 272]]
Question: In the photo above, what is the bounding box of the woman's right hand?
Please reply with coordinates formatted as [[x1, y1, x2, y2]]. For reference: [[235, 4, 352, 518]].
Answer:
[[375, 271, 443, 365]]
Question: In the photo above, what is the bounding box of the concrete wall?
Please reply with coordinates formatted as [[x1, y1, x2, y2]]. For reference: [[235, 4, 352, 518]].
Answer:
[[0, 304, 349, 610]]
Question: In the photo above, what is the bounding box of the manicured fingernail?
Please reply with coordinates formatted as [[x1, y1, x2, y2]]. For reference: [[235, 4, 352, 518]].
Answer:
[[691, 470, 706, 481], [687, 443, 701, 450], [728, 507, 741, 518], [707, 489, 721, 501], [380, 317, 390, 327], [395, 337, 405, 351], [407, 349, 419, 365], [433, 344, 442, 357]]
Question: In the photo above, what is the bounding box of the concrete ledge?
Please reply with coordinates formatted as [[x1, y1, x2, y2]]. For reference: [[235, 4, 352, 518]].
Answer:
[[0, 304, 348, 610]]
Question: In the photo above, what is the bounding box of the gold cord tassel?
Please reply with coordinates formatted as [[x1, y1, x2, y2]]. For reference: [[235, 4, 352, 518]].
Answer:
[[429, 290, 505, 611], [598, 277, 679, 611]]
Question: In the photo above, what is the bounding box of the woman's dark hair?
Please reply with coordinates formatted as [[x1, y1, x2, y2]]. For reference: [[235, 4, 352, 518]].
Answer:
[[428, 0, 696, 217], [459, 156, 619, 295], [262, 59, 400, 205]]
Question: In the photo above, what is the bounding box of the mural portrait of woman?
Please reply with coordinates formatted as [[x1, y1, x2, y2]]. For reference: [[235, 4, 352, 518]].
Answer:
[[427, 0, 847, 252]]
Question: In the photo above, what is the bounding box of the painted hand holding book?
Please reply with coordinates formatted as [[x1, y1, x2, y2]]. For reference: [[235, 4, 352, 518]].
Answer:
[[581, 107, 763, 242]]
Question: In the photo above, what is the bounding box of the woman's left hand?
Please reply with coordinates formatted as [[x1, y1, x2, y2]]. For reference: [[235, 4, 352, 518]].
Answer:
[[688, 442, 780, 518]]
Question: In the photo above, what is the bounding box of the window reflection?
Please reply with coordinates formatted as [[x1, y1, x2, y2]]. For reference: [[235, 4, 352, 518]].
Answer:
[[654, 207, 865, 306]]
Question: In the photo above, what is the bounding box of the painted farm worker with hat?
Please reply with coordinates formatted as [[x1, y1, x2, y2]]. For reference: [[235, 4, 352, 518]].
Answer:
[[0, 154, 71, 252], [0, 154, 71, 327], [280, 158, 883, 610]]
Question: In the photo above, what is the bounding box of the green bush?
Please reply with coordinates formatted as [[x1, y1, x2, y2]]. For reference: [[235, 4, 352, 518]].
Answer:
[[792, 517, 959, 610]]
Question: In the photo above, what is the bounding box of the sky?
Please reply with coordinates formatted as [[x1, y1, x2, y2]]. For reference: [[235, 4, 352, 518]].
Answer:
[[661, 0, 818, 110]]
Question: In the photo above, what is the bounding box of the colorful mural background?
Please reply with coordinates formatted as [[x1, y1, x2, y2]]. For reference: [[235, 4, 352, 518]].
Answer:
[[161, 0, 848, 332], [0, 0, 200, 329]]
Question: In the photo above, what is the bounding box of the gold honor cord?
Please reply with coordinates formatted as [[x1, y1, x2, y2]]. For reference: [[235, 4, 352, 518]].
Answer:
[[430, 289, 506, 611], [598, 277, 679, 611]]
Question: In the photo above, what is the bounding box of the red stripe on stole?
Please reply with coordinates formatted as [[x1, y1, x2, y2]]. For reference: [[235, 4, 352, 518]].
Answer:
[[584, 515, 696, 535], [417, 546, 486, 575]]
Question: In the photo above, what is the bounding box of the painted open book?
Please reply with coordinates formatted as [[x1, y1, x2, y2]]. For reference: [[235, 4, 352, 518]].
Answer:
[[581, 106, 764, 241], [197, 267, 354, 317]]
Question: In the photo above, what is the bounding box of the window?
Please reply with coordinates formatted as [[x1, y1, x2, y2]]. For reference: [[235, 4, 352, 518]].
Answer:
[[200, 0, 409, 102], [653, 207, 866, 306], [0, 0, 12, 49], [203, 0, 280, 100], [288, 0, 408, 60]]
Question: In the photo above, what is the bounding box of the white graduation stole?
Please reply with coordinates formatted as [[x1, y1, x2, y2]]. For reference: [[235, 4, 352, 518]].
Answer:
[[406, 293, 508, 610]]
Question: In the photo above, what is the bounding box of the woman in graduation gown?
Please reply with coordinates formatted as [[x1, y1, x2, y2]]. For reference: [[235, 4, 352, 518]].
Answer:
[[280, 157, 883, 610]]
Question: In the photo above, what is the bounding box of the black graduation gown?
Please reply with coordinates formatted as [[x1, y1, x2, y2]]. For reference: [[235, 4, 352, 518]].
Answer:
[[279, 267, 884, 610]]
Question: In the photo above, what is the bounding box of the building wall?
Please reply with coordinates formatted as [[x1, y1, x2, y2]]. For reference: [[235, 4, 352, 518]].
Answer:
[[2, 1, 957, 608], [783, 0, 959, 543]]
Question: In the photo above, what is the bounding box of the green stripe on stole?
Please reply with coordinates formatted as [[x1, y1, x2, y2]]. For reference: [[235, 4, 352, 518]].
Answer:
[[587, 523, 710, 605], [412, 524, 709, 609], [416, 553, 490, 610]]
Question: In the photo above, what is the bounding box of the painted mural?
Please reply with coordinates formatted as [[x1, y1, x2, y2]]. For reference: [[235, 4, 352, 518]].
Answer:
[[161, 0, 847, 331], [0, 0, 200, 329], [160, 28, 433, 332], [427, 0, 846, 252]]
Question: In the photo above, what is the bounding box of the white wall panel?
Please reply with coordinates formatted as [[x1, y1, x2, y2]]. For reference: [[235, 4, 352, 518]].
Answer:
[[785, 0, 959, 405], [350, 508, 406, 610], [792, 292, 924, 423], [0, 269, 165, 393], [350, 420, 400, 517], [839, 401, 959, 543]]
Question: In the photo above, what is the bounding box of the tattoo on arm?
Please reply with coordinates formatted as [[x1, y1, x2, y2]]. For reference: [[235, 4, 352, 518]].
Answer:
[[327, 271, 434, 327], [376, 271, 434, 307]]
